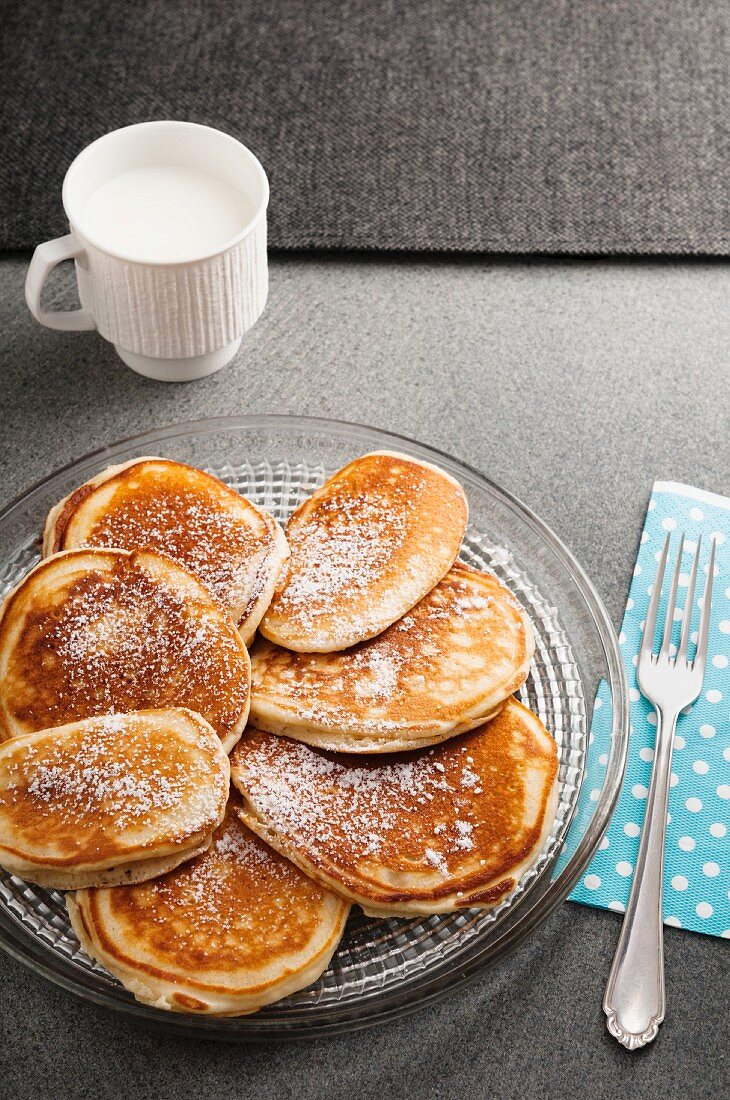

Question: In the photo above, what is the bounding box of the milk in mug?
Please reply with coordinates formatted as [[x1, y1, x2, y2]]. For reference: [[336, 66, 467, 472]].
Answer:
[[81, 166, 253, 262]]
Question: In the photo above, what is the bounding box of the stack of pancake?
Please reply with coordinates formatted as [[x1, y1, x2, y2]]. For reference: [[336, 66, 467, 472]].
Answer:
[[0, 451, 558, 1016]]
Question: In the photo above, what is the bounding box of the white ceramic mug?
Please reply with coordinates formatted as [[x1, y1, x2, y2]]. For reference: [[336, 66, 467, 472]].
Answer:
[[25, 121, 269, 382]]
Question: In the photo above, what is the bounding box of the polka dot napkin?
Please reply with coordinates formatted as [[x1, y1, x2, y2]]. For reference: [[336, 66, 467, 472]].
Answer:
[[569, 481, 729, 937]]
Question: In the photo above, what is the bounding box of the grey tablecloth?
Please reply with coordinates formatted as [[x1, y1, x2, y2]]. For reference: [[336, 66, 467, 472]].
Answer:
[[2, 1, 729, 256], [0, 252, 728, 1098]]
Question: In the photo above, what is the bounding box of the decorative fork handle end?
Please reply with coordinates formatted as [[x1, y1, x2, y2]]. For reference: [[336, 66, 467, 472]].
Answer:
[[604, 1007, 662, 1050]]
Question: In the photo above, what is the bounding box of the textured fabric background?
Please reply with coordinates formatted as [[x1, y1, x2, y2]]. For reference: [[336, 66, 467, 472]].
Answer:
[[2, 0, 729, 255]]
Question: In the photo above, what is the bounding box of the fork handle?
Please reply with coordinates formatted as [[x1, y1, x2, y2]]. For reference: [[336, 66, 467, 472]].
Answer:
[[603, 704, 678, 1050]]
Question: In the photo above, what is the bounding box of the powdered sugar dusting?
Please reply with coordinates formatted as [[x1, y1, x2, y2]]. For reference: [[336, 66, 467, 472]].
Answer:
[[9, 553, 249, 741], [121, 813, 328, 958], [75, 467, 279, 620], [235, 729, 512, 878], [274, 487, 419, 635], [252, 566, 511, 731], [4, 716, 226, 840]]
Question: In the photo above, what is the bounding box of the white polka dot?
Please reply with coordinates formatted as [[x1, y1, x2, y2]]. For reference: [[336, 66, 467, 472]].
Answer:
[[584, 874, 601, 891], [722, 930, 730, 939], [689, 507, 704, 521], [629, 688, 640, 702], [594, 697, 603, 710], [690, 630, 699, 644], [710, 531, 726, 546], [639, 747, 654, 763], [667, 813, 672, 824], [717, 785, 730, 800], [686, 797, 703, 813], [647, 712, 657, 726], [633, 784, 648, 799], [699, 723, 716, 739], [619, 631, 626, 644], [678, 572, 690, 588], [662, 517, 677, 531], [589, 789, 600, 802], [608, 900, 625, 913], [599, 836, 610, 850], [598, 753, 608, 766], [674, 735, 685, 750], [685, 540, 697, 553], [616, 861, 633, 878], [670, 773, 679, 787], [624, 822, 640, 838], [633, 563, 642, 576], [673, 607, 684, 621], [640, 531, 649, 544], [724, 747, 730, 763], [678, 836, 696, 852], [703, 862, 720, 878], [647, 499, 656, 511], [710, 823, 726, 838], [696, 902, 714, 919], [693, 760, 709, 775], [706, 689, 722, 704], [719, 620, 730, 635], [631, 654, 638, 667], [671, 875, 688, 891], [588, 732, 595, 745], [725, 585, 730, 599], [626, 598, 635, 610], [712, 654, 728, 669], [665, 916, 682, 928]]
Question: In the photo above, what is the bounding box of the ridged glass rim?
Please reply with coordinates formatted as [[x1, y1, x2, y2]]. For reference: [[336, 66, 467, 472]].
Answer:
[[0, 414, 629, 1039]]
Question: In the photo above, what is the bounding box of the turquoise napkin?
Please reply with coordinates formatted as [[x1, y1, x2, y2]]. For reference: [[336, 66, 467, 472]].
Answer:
[[569, 481, 729, 938]]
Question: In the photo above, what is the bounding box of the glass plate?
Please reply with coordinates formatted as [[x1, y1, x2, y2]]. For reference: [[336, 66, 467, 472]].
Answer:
[[0, 415, 628, 1039]]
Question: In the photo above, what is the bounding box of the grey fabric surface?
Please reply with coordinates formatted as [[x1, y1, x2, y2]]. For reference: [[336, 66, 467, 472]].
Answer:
[[2, 1, 729, 256], [0, 251, 728, 1098]]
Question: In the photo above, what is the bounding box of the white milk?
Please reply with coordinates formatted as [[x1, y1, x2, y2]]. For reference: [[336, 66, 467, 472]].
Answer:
[[81, 166, 253, 262]]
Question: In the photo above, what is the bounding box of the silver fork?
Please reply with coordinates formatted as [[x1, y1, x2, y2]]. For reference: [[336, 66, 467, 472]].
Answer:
[[603, 532, 717, 1050]]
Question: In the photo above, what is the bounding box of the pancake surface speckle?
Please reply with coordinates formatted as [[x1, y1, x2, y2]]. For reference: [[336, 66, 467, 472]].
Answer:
[[0, 549, 250, 752], [231, 698, 559, 915], [251, 563, 533, 751], [67, 801, 350, 1015], [43, 458, 289, 644], [260, 450, 468, 651], [0, 709, 229, 889]]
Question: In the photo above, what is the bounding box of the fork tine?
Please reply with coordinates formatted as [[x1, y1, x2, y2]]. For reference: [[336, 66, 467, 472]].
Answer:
[[677, 536, 701, 663], [694, 537, 717, 672], [660, 532, 684, 658], [641, 533, 670, 661]]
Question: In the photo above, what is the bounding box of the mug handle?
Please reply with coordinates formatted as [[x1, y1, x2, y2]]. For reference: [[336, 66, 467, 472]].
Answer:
[[25, 234, 96, 331]]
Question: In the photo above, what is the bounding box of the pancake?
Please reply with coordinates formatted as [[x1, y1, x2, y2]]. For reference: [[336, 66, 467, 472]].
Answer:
[[260, 450, 468, 652], [0, 549, 250, 752], [0, 709, 229, 889], [67, 799, 350, 1015], [231, 698, 559, 916], [250, 563, 534, 752], [43, 457, 289, 644]]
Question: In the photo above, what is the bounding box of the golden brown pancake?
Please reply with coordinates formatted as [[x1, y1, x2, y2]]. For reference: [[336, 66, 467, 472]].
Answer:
[[67, 799, 350, 1015], [250, 563, 533, 752], [231, 699, 559, 916], [260, 450, 468, 652], [43, 457, 289, 644], [0, 549, 250, 752], [0, 709, 229, 889]]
